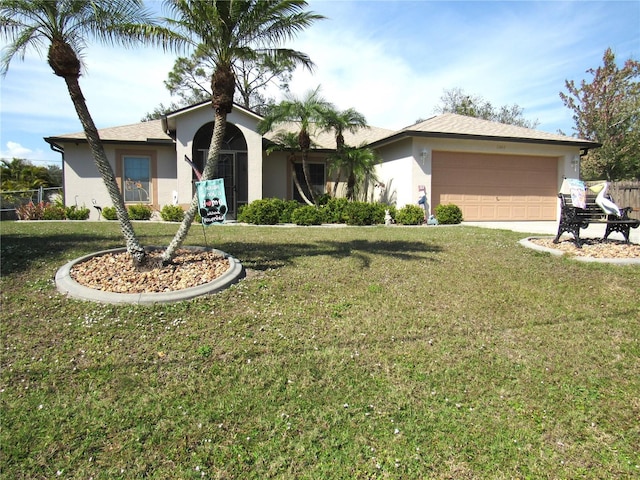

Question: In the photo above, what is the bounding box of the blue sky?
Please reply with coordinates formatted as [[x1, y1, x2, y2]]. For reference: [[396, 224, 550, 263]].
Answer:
[[0, 0, 638, 165]]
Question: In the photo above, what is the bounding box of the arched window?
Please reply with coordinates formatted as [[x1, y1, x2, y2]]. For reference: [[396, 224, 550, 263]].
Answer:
[[191, 123, 248, 218]]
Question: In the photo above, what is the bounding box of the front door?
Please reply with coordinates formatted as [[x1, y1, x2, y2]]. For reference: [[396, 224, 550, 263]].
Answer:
[[197, 150, 248, 219]]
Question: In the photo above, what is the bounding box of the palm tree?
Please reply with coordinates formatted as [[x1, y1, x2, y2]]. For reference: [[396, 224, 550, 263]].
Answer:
[[258, 86, 333, 205], [341, 145, 381, 201], [266, 131, 314, 205], [0, 0, 175, 265], [322, 107, 368, 196], [161, 0, 323, 263]]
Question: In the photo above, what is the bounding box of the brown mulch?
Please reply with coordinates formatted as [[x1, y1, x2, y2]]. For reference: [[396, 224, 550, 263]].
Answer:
[[528, 237, 640, 259], [70, 249, 231, 294]]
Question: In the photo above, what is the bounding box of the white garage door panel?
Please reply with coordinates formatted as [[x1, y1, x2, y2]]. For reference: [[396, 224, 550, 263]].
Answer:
[[432, 152, 558, 221]]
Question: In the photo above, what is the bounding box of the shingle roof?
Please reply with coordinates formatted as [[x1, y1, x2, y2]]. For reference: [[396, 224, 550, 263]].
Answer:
[[45, 113, 599, 150], [45, 119, 171, 143], [263, 123, 395, 150], [382, 113, 599, 147]]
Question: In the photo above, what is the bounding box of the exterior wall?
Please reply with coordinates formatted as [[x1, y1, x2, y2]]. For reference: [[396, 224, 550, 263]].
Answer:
[[375, 139, 414, 207], [62, 143, 176, 220], [262, 152, 289, 198], [173, 106, 264, 207]]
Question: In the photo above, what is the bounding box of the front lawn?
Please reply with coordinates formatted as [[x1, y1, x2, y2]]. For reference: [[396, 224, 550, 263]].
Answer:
[[1, 221, 638, 479]]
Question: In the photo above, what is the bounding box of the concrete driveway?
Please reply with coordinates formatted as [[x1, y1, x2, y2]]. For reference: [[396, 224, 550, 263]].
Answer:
[[463, 221, 640, 244]]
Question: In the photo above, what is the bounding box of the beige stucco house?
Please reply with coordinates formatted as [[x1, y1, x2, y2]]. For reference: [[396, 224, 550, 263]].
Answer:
[[45, 102, 599, 221]]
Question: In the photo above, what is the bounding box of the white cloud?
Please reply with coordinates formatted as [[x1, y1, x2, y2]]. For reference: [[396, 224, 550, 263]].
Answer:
[[0, 141, 50, 163]]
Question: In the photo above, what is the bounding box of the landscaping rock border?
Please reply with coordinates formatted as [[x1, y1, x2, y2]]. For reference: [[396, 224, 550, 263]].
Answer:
[[519, 237, 640, 265], [55, 246, 245, 305]]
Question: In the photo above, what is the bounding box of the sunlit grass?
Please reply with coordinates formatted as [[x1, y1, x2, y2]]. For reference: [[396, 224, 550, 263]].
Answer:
[[1, 221, 639, 479]]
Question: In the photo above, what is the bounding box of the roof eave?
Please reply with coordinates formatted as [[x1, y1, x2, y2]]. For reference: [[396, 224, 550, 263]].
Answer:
[[44, 137, 176, 147], [367, 130, 601, 150]]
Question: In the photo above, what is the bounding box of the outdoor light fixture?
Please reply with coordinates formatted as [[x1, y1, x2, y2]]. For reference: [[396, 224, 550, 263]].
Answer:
[[571, 154, 580, 171], [420, 148, 429, 164]]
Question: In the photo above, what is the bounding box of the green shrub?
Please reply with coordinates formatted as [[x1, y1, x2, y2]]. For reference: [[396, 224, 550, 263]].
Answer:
[[101, 206, 117, 220], [237, 198, 281, 225], [160, 204, 185, 222], [383, 204, 397, 223], [128, 204, 152, 220], [371, 203, 390, 225], [43, 204, 66, 220], [322, 197, 349, 224], [343, 201, 378, 226], [396, 204, 425, 225], [435, 203, 463, 224], [65, 205, 90, 220], [279, 200, 302, 223], [316, 193, 332, 206], [291, 205, 324, 225]]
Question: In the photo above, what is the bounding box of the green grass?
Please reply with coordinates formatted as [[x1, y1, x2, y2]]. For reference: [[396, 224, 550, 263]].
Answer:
[[1, 221, 639, 479]]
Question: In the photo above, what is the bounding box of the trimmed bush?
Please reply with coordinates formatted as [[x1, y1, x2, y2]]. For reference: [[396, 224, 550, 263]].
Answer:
[[371, 203, 390, 225], [128, 204, 152, 220], [160, 204, 185, 222], [316, 193, 332, 206], [435, 203, 463, 224], [65, 205, 90, 220], [343, 201, 379, 226], [237, 198, 300, 225], [291, 205, 324, 225], [101, 206, 117, 220], [279, 200, 302, 223], [396, 204, 425, 225], [238, 198, 279, 224], [42, 204, 66, 220], [322, 197, 349, 224]]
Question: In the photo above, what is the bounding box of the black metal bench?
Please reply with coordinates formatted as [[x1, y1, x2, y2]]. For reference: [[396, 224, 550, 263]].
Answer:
[[554, 192, 639, 247]]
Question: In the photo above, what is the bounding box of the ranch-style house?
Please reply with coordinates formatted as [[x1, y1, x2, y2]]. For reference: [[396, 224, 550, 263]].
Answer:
[[44, 102, 600, 221]]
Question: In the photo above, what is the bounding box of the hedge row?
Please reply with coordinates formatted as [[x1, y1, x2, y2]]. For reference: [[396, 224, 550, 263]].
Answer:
[[237, 198, 463, 226]]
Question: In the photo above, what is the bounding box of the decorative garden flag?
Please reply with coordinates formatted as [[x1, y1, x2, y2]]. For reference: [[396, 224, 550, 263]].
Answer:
[[561, 178, 587, 210], [196, 179, 227, 226]]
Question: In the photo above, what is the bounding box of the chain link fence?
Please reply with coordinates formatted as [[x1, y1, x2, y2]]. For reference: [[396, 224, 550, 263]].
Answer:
[[0, 187, 63, 220]]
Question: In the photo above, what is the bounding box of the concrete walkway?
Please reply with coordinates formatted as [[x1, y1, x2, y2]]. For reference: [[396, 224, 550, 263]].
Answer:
[[462, 221, 639, 244]]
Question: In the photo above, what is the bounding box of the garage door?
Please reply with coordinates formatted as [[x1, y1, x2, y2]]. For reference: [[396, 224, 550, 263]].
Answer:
[[431, 152, 558, 221]]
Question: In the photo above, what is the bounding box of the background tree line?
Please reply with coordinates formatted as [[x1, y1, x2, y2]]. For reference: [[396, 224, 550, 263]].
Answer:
[[0, 159, 62, 191]]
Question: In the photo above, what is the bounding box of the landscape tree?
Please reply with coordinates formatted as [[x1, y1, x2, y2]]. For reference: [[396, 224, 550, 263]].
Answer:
[[323, 107, 368, 195], [434, 87, 539, 129], [258, 86, 333, 206], [141, 49, 296, 121], [161, 0, 323, 263], [0, 0, 176, 265], [560, 48, 640, 180], [338, 145, 380, 201], [265, 131, 314, 205], [169, 48, 295, 111], [0, 158, 56, 190]]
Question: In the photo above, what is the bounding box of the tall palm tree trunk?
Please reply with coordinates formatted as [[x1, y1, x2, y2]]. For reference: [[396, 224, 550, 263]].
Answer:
[[64, 75, 146, 265], [162, 111, 228, 263], [300, 149, 317, 205], [346, 170, 356, 201], [290, 157, 314, 205], [298, 130, 316, 205]]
